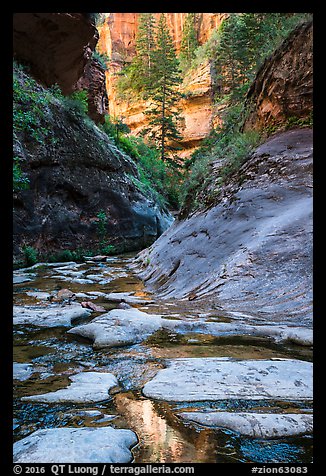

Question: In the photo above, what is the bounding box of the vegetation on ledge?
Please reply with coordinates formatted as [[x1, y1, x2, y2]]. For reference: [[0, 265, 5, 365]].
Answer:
[[178, 13, 312, 216]]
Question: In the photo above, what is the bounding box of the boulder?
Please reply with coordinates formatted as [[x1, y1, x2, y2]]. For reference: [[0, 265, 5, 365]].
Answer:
[[56, 289, 76, 300], [67, 308, 162, 348]]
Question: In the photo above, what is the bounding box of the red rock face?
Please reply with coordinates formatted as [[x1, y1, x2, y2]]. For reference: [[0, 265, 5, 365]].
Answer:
[[13, 13, 98, 94], [243, 21, 313, 132], [97, 13, 227, 157], [75, 59, 109, 124], [97, 13, 226, 60]]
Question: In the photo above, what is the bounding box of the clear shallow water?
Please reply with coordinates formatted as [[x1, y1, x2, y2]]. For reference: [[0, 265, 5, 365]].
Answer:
[[13, 255, 313, 463]]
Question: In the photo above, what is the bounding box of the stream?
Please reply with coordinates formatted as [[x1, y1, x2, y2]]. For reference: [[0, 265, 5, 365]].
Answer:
[[13, 254, 313, 463]]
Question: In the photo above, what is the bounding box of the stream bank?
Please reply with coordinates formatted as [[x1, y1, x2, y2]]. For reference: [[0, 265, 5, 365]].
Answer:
[[13, 254, 313, 463]]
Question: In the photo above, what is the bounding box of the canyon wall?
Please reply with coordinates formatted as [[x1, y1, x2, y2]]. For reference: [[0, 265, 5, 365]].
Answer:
[[243, 21, 313, 132], [97, 13, 227, 156], [97, 13, 226, 61], [13, 13, 98, 94], [13, 66, 172, 262], [135, 20, 313, 325], [13, 13, 108, 123]]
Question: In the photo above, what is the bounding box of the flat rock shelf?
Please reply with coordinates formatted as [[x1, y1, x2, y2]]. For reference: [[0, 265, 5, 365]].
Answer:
[[13, 255, 313, 463], [177, 412, 313, 438], [13, 427, 138, 463], [142, 358, 313, 401]]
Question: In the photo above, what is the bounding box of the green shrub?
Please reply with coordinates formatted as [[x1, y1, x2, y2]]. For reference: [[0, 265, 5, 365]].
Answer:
[[46, 248, 96, 263], [62, 90, 88, 116], [100, 115, 182, 209], [13, 157, 29, 192], [101, 244, 115, 255], [13, 71, 52, 143], [100, 115, 130, 143], [96, 210, 108, 242], [92, 50, 110, 70], [49, 249, 74, 262], [218, 130, 261, 180], [47, 83, 64, 99], [22, 246, 38, 266], [118, 135, 140, 159], [285, 114, 313, 129]]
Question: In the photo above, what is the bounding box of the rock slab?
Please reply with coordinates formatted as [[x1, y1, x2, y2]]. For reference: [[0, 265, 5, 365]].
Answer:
[[13, 304, 91, 327], [178, 411, 313, 438], [142, 358, 313, 402], [22, 372, 118, 403], [67, 308, 162, 348], [13, 363, 34, 381], [13, 426, 138, 463]]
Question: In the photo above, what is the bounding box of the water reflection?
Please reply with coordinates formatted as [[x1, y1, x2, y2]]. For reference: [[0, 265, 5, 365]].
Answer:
[[114, 392, 221, 463]]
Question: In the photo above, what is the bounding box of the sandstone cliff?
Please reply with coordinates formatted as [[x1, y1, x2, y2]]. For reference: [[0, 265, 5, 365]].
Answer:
[[135, 21, 313, 326], [97, 13, 226, 60], [75, 58, 109, 123], [136, 128, 313, 325], [97, 13, 227, 157], [13, 13, 108, 123], [243, 21, 313, 132]]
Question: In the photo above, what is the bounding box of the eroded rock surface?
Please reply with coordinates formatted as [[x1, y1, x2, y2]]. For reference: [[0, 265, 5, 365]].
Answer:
[[142, 358, 313, 401], [13, 66, 172, 262], [136, 128, 313, 326], [13, 363, 34, 381], [243, 21, 313, 132], [178, 412, 313, 438], [13, 304, 91, 327], [22, 371, 118, 403], [13, 426, 138, 463]]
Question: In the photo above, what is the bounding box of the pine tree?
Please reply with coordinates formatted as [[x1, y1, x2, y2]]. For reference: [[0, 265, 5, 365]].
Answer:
[[179, 13, 199, 69], [122, 13, 156, 93], [136, 13, 156, 83], [145, 14, 183, 164], [214, 13, 311, 103]]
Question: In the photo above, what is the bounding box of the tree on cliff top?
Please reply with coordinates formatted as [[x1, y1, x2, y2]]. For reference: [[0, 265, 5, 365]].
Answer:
[[179, 13, 199, 71], [144, 14, 183, 165], [136, 13, 156, 83], [123, 13, 157, 93], [214, 13, 312, 103]]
